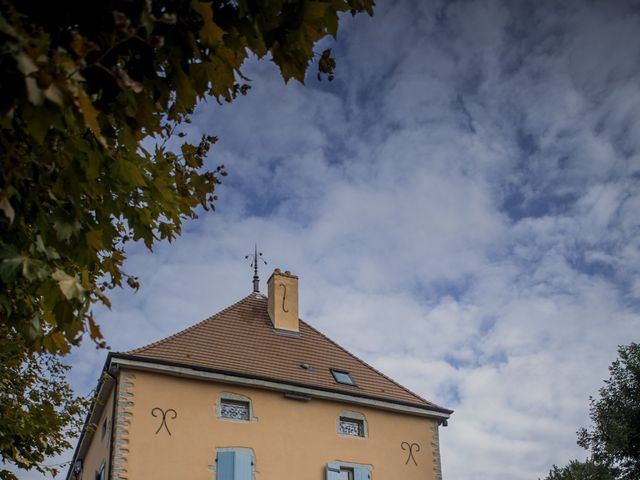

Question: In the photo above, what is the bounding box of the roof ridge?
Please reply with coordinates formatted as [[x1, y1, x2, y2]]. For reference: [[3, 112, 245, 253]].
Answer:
[[299, 319, 435, 408], [127, 292, 260, 355]]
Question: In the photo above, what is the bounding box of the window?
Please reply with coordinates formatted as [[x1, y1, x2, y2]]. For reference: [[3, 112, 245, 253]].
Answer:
[[215, 449, 254, 480], [326, 463, 370, 480], [336, 411, 368, 438], [70, 460, 82, 480], [95, 463, 105, 480], [220, 400, 250, 420], [101, 417, 108, 440], [217, 392, 252, 421], [330, 369, 356, 385], [339, 467, 354, 480], [339, 417, 364, 437]]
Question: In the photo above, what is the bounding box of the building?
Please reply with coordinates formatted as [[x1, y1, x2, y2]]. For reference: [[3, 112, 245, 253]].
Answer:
[[68, 268, 452, 480]]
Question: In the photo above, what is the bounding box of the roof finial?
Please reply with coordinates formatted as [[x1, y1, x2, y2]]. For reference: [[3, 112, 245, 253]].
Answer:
[[245, 245, 267, 293]]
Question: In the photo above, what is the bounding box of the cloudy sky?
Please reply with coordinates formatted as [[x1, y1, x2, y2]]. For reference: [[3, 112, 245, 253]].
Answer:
[[30, 1, 640, 479]]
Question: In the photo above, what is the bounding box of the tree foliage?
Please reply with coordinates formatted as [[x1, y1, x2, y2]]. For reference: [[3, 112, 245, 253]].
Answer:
[[0, 0, 373, 475], [577, 343, 640, 480], [0, 328, 88, 479], [540, 460, 616, 480], [0, 0, 374, 354]]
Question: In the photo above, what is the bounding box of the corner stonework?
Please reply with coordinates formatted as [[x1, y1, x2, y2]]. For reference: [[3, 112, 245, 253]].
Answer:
[[112, 370, 135, 480], [431, 422, 443, 480]]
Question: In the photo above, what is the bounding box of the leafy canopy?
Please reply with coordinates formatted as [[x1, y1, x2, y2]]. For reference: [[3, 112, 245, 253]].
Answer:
[[577, 343, 640, 480], [540, 460, 616, 480], [0, 0, 374, 354], [543, 343, 640, 480], [0, 328, 88, 480]]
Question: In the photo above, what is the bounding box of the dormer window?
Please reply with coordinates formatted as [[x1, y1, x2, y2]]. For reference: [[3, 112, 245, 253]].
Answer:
[[330, 368, 356, 385]]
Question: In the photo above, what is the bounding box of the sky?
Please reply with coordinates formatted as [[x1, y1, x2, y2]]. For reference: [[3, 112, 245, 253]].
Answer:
[[25, 1, 640, 479]]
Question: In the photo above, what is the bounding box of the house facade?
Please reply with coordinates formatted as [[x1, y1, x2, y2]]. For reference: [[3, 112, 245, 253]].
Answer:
[[68, 269, 452, 480]]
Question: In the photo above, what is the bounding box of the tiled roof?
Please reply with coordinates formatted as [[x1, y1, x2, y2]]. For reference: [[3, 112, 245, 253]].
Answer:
[[125, 293, 449, 412]]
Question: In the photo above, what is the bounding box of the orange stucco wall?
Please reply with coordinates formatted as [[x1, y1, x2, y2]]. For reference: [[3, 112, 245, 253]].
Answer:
[[114, 368, 442, 480], [82, 386, 114, 480]]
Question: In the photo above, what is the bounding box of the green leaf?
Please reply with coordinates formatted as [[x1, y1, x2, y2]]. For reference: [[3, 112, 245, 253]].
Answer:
[[51, 269, 85, 300], [0, 194, 15, 223], [0, 256, 24, 281], [85, 229, 105, 251], [53, 219, 82, 242], [172, 65, 198, 112], [22, 256, 47, 281]]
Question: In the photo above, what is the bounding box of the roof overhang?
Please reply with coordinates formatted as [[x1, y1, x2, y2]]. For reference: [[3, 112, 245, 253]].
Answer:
[[110, 353, 453, 420]]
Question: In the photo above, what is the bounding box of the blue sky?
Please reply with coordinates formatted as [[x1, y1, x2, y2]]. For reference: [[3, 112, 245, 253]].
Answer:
[[25, 1, 640, 479]]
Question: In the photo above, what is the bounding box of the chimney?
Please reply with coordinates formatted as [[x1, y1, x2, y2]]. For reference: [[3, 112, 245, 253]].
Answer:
[[267, 269, 299, 333]]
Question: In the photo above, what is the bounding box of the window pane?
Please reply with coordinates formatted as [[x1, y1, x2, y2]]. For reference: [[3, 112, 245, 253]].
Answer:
[[331, 369, 355, 385], [339, 468, 354, 480], [220, 400, 250, 420]]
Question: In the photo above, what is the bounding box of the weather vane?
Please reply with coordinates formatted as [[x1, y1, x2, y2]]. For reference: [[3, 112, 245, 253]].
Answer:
[[245, 245, 267, 293]]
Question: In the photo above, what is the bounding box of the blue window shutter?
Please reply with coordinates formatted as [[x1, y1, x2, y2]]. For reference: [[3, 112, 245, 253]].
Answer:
[[354, 467, 370, 480], [217, 451, 236, 480], [234, 451, 253, 480], [326, 463, 341, 480]]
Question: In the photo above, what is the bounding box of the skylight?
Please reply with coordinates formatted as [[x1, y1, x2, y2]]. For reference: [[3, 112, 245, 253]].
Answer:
[[330, 368, 356, 385]]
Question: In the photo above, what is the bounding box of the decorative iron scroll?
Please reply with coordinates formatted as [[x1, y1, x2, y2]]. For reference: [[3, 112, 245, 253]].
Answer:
[[279, 283, 289, 312], [401, 441, 420, 466], [220, 401, 250, 420], [339, 418, 363, 436], [151, 407, 177, 436]]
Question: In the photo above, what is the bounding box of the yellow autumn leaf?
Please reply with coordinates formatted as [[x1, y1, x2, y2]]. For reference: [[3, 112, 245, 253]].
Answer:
[[70, 82, 107, 147], [192, 1, 225, 48], [49, 331, 71, 354], [88, 315, 103, 340], [52, 269, 85, 300]]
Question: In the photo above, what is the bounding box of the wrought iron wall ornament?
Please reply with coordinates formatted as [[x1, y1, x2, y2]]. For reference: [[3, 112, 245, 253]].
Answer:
[[151, 407, 177, 436], [279, 283, 289, 312], [401, 441, 420, 466]]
